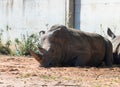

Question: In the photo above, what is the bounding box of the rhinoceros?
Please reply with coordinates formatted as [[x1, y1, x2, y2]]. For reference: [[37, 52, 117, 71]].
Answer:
[[107, 28, 120, 64], [30, 25, 113, 67]]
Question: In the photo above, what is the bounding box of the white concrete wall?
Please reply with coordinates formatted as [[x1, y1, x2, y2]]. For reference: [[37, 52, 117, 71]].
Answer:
[[1, 0, 120, 42], [80, 0, 120, 37], [0, 0, 66, 42]]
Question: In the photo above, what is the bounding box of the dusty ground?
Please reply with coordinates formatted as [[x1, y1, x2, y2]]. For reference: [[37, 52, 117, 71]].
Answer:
[[0, 55, 120, 87]]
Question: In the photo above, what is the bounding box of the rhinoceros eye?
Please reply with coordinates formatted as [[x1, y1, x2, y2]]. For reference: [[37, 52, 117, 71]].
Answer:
[[43, 37, 46, 41]]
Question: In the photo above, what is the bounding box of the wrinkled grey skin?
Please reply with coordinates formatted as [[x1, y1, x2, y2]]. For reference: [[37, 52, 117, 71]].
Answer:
[[107, 28, 120, 64], [30, 25, 113, 67]]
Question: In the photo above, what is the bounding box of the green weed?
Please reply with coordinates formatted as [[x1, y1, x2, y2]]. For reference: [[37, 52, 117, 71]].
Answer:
[[0, 25, 41, 56]]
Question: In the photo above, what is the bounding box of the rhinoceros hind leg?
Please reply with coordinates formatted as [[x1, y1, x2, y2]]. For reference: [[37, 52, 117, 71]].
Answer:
[[104, 40, 113, 67], [113, 45, 120, 64]]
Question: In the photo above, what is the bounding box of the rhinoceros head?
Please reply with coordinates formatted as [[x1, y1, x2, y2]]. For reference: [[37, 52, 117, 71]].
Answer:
[[30, 25, 67, 67]]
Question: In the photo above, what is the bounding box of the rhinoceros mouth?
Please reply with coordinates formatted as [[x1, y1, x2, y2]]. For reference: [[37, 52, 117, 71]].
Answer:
[[38, 47, 47, 54]]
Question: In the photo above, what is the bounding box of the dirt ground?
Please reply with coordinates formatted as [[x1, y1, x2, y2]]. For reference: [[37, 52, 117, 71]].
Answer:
[[0, 55, 120, 87]]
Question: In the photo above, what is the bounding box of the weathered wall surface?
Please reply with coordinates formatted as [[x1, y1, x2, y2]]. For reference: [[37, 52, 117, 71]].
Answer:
[[0, 0, 66, 42], [1, 0, 120, 42], [80, 0, 120, 37]]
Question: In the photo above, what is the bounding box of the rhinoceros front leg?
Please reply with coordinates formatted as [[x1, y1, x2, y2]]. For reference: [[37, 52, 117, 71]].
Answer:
[[74, 55, 90, 67]]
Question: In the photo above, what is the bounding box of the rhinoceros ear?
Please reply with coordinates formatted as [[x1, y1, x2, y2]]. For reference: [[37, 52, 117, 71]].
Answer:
[[30, 50, 42, 63], [107, 28, 116, 39], [38, 47, 47, 54], [39, 30, 45, 36]]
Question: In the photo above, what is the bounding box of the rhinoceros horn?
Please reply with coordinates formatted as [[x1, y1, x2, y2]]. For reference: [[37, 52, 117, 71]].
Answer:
[[30, 47, 47, 63], [30, 50, 43, 63]]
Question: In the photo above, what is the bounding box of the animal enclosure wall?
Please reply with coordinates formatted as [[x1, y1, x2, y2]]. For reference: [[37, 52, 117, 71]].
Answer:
[[79, 0, 120, 37], [0, 0, 66, 42], [1, 0, 120, 42]]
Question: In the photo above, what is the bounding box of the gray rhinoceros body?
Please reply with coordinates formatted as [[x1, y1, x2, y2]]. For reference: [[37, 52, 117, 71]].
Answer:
[[30, 25, 113, 67], [107, 28, 120, 64]]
